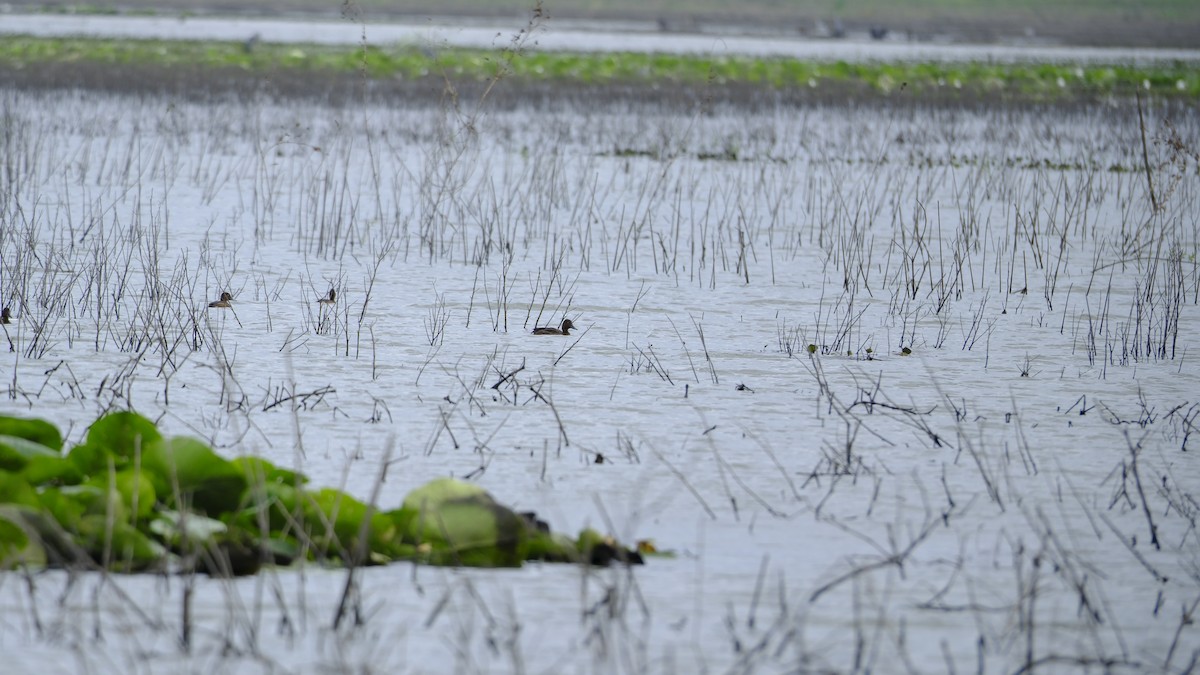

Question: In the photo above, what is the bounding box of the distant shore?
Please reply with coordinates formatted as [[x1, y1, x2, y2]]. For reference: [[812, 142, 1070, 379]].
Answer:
[[10, 0, 1200, 49], [1, 30, 1196, 110], [2, 7, 1197, 110]]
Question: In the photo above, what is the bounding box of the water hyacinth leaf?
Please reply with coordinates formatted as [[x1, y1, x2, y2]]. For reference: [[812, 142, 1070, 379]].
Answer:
[[0, 416, 63, 451], [65, 441, 114, 478], [524, 530, 581, 563], [149, 508, 228, 547], [195, 526, 265, 577], [254, 481, 302, 533], [0, 434, 61, 472], [66, 411, 161, 478], [232, 456, 308, 486], [383, 505, 416, 538], [263, 535, 300, 566], [401, 477, 489, 512], [37, 487, 87, 530], [84, 469, 157, 522], [20, 454, 83, 486], [0, 504, 89, 568], [0, 471, 40, 507], [401, 478, 528, 567], [301, 488, 394, 562], [76, 514, 168, 572], [142, 436, 247, 515], [226, 480, 301, 544], [0, 506, 48, 568], [420, 500, 527, 567], [224, 501, 303, 566], [62, 483, 127, 522], [84, 411, 162, 463]]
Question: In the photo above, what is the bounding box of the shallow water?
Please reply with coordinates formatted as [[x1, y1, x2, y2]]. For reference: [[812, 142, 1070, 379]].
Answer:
[[1, 87, 1199, 673]]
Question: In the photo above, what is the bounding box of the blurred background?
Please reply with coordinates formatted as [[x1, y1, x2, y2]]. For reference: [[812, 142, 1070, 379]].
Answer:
[[8, 0, 1199, 47]]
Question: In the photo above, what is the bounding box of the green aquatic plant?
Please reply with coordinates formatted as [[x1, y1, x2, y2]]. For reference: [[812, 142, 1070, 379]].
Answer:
[[0, 411, 644, 574]]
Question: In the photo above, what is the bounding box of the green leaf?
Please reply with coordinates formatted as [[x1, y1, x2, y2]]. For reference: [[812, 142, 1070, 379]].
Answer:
[[0, 434, 61, 472], [61, 484, 124, 521], [0, 504, 88, 568], [402, 478, 528, 567], [0, 416, 63, 451], [20, 454, 84, 486], [232, 456, 308, 486], [0, 471, 39, 507], [85, 411, 162, 461], [65, 441, 113, 478], [142, 436, 247, 516], [525, 531, 581, 563], [0, 506, 47, 569], [76, 514, 168, 572], [84, 469, 157, 522], [150, 508, 228, 546], [37, 487, 87, 530], [300, 488, 394, 562], [68, 411, 161, 477]]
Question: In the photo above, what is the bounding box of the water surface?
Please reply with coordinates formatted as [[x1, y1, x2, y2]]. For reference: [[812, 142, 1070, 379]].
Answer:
[[0, 87, 1198, 673]]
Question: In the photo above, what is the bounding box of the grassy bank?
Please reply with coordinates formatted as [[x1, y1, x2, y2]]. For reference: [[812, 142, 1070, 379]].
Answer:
[[1, 35, 1198, 102]]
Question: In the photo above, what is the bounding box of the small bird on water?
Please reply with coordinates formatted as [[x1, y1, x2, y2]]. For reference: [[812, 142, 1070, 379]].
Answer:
[[1, 306, 11, 324], [208, 292, 233, 308], [318, 289, 336, 305], [532, 318, 576, 335]]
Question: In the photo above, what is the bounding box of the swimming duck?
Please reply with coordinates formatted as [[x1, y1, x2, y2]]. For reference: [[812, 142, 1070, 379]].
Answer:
[[0, 307, 11, 324], [208, 292, 233, 308], [532, 318, 575, 335], [318, 289, 336, 305]]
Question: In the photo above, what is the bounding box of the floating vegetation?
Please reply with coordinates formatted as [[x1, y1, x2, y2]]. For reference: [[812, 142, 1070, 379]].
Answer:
[[0, 412, 644, 574]]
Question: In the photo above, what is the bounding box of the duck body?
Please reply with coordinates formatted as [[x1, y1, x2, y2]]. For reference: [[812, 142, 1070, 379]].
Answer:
[[0, 307, 11, 324], [532, 319, 575, 335], [318, 289, 336, 305], [208, 292, 233, 308]]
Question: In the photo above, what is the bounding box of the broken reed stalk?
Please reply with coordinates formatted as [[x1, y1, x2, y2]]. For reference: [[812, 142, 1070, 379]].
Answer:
[[1126, 432, 1161, 550], [649, 446, 716, 520], [809, 514, 940, 603], [527, 377, 569, 447]]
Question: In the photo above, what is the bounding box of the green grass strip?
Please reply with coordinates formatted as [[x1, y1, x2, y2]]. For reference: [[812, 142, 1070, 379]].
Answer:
[[1, 35, 1197, 98]]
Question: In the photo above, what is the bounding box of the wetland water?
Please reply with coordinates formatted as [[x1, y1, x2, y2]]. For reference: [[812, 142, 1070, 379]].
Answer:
[[0, 79, 1198, 673], [4, 12, 1200, 64]]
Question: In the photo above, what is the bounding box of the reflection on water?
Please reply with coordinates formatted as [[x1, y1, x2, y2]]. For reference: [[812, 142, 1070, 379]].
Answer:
[[0, 86, 1198, 673]]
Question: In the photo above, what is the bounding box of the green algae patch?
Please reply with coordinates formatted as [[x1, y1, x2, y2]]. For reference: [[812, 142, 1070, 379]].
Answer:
[[0, 412, 644, 575]]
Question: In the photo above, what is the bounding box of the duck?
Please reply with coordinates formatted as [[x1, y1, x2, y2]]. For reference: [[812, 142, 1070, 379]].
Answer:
[[318, 289, 336, 305], [0, 306, 11, 324], [208, 292, 233, 308], [532, 318, 576, 336]]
